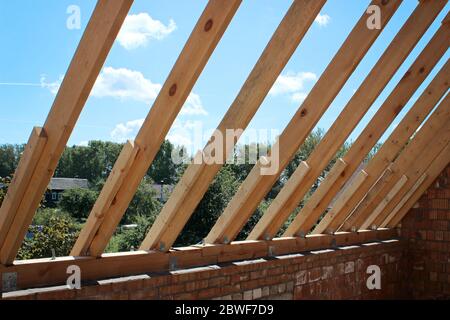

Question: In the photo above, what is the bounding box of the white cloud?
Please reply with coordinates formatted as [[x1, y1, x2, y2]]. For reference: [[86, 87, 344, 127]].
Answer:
[[40, 67, 208, 116], [269, 71, 317, 103], [92, 67, 162, 102], [92, 67, 207, 115], [40, 75, 63, 94], [110, 118, 145, 142], [315, 14, 331, 27], [291, 92, 308, 103], [117, 13, 176, 50], [167, 120, 205, 149], [77, 141, 89, 147], [181, 93, 208, 116], [110, 118, 205, 148]]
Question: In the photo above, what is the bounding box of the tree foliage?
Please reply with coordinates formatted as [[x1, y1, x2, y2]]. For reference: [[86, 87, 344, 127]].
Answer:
[[0, 144, 23, 178], [17, 209, 80, 260], [58, 188, 99, 221]]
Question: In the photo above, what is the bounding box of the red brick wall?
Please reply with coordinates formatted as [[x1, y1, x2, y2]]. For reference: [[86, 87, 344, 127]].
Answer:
[[400, 164, 450, 299], [3, 239, 408, 300]]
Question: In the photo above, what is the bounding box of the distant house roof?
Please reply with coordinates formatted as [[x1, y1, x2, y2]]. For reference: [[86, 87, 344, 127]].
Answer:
[[48, 178, 89, 191]]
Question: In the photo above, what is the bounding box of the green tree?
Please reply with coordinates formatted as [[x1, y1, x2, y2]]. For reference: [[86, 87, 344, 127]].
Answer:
[[0, 144, 23, 178], [107, 215, 156, 252], [175, 166, 240, 246], [58, 188, 99, 221], [0, 176, 10, 206], [17, 210, 80, 260], [147, 140, 182, 185], [123, 176, 163, 224]]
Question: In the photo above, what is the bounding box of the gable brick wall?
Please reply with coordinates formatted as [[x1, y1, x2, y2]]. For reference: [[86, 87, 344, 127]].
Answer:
[[400, 164, 450, 299]]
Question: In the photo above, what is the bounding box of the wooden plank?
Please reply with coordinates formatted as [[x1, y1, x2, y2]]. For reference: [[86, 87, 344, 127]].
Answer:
[[0, 229, 397, 293], [246, 161, 311, 240], [379, 172, 428, 228], [293, 21, 450, 237], [385, 143, 450, 227], [368, 118, 450, 228], [338, 163, 396, 230], [77, 0, 243, 257], [279, 158, 348, 237], [139, 0, 328, 252], [360, 175, 409, 230], [0, 127, 47, 248], [246, 0, 446, 241], [310, 169, 369, 235], [71, 141, 139, 256], [0, 0, 133, 265], [343, 92, 450, 230], [205, 0, 402, 245]]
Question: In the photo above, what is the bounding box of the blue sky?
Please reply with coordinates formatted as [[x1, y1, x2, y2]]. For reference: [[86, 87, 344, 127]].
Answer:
[[0, 1, 448, 152]]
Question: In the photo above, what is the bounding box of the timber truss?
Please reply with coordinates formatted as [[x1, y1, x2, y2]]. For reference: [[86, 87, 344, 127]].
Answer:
[[0, 0, 449, 292]]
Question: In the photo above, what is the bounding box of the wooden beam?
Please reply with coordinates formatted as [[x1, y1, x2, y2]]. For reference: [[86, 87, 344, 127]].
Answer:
[[379, 172, 428, 228], [276, 158, 348, 238], [73, 0, 242, 257], [294, 21, 450, 237], [384, 143, 450, 228], [0, 229, 397, 293], [0, 127, 47, 248], [335, 163, 396, 230], [0, 0, 133, 265], [206, 0, 402, 245], [361, 175, 409, 230], [342, 92, 450, 230], [310, 169, 369, 235], [71, 141, 139, 256], [140, 0, 328, 252], [364, 114, 450, 228]]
